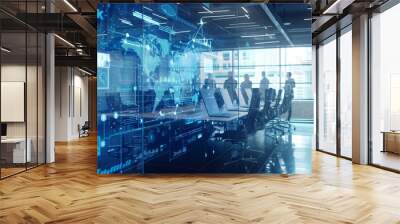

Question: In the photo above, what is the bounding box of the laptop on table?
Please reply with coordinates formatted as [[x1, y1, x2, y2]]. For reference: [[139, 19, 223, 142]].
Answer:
[[201, 89, 236, 118]]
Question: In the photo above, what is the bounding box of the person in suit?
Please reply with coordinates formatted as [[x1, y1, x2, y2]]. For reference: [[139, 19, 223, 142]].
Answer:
[[259, 71, 269, 101], [240, 74, 252, 104], [204, 73, 216, 89], [224, 71, 238, 103], [284, 72, 296, 121]]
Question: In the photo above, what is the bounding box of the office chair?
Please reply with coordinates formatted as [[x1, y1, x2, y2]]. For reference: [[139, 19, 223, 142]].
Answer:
[[262, 88, 276, 123], [218, 88, 264, 172], [138, 89, 156, 113], [78, 121, 90, 138], [265, 89, 294, 136], [214, 88, 225, 109]]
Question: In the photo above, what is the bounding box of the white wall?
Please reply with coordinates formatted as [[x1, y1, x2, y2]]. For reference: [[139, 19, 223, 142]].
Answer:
[[1, 64, 46, 163], [55, 67, 89, 141]]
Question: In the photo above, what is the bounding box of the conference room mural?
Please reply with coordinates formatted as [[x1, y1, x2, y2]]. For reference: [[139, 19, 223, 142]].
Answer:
[[97, 3, 313, 174]]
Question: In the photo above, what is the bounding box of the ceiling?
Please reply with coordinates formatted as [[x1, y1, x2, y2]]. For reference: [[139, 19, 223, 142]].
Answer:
[[99, 3, 312, 51], [2, 0, 384, 75]]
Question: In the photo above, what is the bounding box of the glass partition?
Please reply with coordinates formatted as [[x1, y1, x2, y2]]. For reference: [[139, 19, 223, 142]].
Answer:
[[339, 28, 352, 158], [0, 1, 46, 179], [1, 30, 27, 177], [371, 4, 400, 171], [97, 3, 313, 174], [317, 36, 337, 154]]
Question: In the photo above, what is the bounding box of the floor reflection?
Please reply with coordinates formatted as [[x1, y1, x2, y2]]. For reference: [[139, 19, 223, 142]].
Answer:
[[372, 151, 400, 171], [145, 122, 313, 174]]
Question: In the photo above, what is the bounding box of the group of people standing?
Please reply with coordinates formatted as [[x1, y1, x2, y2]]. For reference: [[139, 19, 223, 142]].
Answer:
[[204, 71, 296, 121]]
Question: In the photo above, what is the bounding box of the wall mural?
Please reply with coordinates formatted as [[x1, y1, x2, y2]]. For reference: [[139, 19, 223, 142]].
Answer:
[[97, 3, 313, 174]]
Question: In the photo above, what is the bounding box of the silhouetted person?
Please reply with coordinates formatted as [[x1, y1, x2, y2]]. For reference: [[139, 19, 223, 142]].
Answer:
[[240, 74, 252, 104], [240, 74, 252, 89], [259, 71, 269, 101], [224, 71, 238, 103], [284, 72, 296, 121], [204, 73, 216, 89]]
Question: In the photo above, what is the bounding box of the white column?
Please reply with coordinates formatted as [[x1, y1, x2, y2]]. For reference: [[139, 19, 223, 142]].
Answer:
[[352, 14, 369, 164], [46, 32, 55, 163]]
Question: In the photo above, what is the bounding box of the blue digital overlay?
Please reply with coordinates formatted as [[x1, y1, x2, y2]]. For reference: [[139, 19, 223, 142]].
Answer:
[[97, 3, 313, 174]]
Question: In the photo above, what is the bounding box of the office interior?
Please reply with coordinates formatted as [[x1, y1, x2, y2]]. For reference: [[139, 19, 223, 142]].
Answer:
[[0, 0, 398, 176], [315, 1, 400, 172], [97, 3, 313, 174], [0, 1, 46, 178], [0, 0, 96, 179], [1, 0, 400, 223]]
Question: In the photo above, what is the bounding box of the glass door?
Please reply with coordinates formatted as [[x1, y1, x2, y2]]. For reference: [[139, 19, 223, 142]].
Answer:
[[317, 35, 337, 154], [339, 27, 352, 158]]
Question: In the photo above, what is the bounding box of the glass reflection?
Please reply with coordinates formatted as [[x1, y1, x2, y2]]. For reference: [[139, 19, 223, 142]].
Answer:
[[97, 3, 313, 174]]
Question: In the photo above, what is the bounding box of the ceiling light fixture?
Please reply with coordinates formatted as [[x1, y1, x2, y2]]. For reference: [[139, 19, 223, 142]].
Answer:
[[143, 6, 153, 11], [283, 22, 291, 26], [322, 0, 353, 14], [202, 6, 213, 14], [174, 30, 191, 34], [198, 9, 230, 14], [63, 0, 78, 12], [54, 34, 75, 48], [78, 67, 93, 76], [120, 18, 133, 26], [225, 25, 260, 29], [1, 47, 11, 53], [241, 6, 248, 14], [212, 15, 247, 21], [255, 41, 280, 45], [229, 22, 256, 26], [152, 13, 167, 20], [203, 14, 235, 19], [132, 11, 160, 26], [241, 34, 276, 38]]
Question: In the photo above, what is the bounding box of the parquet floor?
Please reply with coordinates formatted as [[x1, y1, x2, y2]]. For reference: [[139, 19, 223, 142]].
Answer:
[[1, 135, 400, 223]]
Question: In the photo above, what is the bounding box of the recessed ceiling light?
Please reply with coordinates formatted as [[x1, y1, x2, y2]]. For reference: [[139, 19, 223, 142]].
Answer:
[[283, 22, 291, 26], [228, 22, 256, 26], [212, 15, 247, 21], [203, 14, 236, 19], [241, 34, 276, 38], [255, 41, 280, 45], [78, 67, 93, 76], [225, 25, 260, 29], [1, 47, 11, 53], [152, 13, 167, 20], [198, 9, 230, 14], [174, 30, 191, 34], [54, 34, 75, 48], [63, 0, 77, 12], [143, 6, 153, 11]]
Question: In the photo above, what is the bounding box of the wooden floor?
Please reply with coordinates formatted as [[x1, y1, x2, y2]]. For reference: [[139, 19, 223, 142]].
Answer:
[[1, 135, 400, 223]]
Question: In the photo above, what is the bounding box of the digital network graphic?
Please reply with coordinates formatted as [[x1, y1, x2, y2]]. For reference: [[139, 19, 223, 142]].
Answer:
[[97, 3, 313, 174]]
